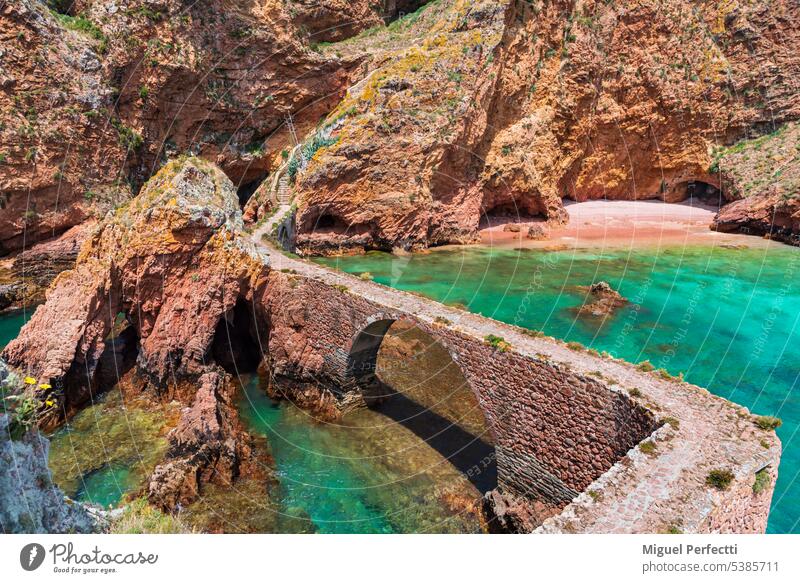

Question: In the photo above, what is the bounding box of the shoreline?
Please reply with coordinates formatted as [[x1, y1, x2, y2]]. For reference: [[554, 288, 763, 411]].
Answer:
[[477, 200, 781, 251]]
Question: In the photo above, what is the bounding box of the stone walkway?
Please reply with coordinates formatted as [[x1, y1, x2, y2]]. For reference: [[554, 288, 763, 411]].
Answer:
[[252, 232, 781, 533]]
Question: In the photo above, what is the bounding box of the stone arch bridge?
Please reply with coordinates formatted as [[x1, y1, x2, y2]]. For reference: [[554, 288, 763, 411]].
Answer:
[[255, 247, 780, 533]]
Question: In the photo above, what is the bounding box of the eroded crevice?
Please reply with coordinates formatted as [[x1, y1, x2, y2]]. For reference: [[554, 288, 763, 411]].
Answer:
[[211, 299, 268, 375], [236, 174, 268, 208]]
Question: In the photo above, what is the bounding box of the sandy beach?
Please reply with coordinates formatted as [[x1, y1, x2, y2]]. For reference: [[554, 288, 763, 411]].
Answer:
[[479, 199, 774, 249]]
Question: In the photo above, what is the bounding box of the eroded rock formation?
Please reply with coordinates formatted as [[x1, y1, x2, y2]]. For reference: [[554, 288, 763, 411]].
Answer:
[[3, 156, 269, 509], [574, 281, 628, 320], [712, 121, 800, 245], [291, 0, 800, 254]]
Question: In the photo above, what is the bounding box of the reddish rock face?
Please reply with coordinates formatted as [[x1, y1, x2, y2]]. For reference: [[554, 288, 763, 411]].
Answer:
[[147, 370, 264, 510], [0, 1, 130, 256], [712, 121, 800, 245], [291, 0, 800, 254], [3, 155, 272, 509], [1, 0, 389, 255], [2, 157, 268, 415]]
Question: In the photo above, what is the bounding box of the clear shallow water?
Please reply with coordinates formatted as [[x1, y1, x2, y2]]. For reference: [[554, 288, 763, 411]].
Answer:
[[316, 243, 800, 534], [230, 328, 491, 534], [0, 310, 30, 350], [1, 311, 489, 533], [46, 388, 178, 509]]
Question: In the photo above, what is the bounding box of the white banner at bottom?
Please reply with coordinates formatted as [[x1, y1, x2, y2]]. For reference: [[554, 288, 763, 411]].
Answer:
[[1, 534, 797, 583]]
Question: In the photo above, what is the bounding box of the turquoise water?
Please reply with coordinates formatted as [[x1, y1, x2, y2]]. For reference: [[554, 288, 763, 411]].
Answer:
[[234, 369, 487, 534], [74, 463, 134, 508], [316, 243, 800, 533], [0, 310, 30, 350]]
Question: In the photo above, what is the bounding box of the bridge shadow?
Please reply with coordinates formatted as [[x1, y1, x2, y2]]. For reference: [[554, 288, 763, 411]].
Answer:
[[370, 390, 498, 494]]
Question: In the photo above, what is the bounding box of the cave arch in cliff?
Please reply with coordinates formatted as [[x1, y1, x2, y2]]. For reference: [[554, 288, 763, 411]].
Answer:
[[312, 213, 349, 233], [480, 199, 542, 228], [678, 180, 723, 206], [236, 173, 268, 207], [211, 299, 268, 375], [346, 317, 497, 494]]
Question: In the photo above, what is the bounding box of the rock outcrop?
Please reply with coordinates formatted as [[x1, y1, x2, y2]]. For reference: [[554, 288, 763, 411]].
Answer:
[[0, 415, 97, 533], [0, 223, 92, 312], [712, 121, 800, 245], [291, 0, 800, 254], [147, 369, 262, 510], [574, 281, 628, 320], [0, 360, 96, 533], [3, 156, 270, 509]]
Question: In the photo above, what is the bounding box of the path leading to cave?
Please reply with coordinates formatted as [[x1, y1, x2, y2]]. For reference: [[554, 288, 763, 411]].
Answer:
[[251, 204, 292, 246], [249, 226, 776, 533]]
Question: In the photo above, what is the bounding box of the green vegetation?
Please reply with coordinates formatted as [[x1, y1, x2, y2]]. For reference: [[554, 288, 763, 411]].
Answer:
[[433, 316, 451, 326], [484, 334, 511, 352], [287, 132, 339, 182], [566, 341, 584, 352], [111, 119, 144, 151], [332, 284, 349, 293], [636, 360, 655, 372], [1, 373, 56, 440], [53, 12, 107, 54], [662, 416, 680, 430], [519, 327, 544, 338], [110, 498, 193, 534], [753, 468, 771, 495], [754, 415, 782, 431], [706, 469, 735, 491], [628, 388, 643, 398], [139, 85, 150, 101], [358, 272, 373, 281], [126, 6, 166, 22], [639, 441, 657, 456]]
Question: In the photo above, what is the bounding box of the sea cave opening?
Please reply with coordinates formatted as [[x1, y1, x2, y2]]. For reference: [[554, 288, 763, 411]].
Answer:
[[480, 200, 541, 229], [347, 318, 497, 494], [311, 213, 352, 234], [236, 173, 268, 207], [383, 1, 432, 23], [683, 180, 722, 206], [211, 299, 268, 375]]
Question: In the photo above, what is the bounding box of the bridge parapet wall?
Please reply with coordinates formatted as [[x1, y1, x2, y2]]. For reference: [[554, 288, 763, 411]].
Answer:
[[257, 258, 781, 533]]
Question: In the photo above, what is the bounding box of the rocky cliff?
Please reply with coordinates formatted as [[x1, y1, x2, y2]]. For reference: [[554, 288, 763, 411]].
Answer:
[[289, 0, 800, 253], [3, 156, 271, 509], [0, 0, 395, 256], [711, 121, 800, 245], [5, 1, 799, 260], [0, 360, 96, 533]]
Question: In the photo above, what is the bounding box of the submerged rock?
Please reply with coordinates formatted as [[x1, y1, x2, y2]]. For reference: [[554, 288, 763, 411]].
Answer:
[[574, 281, 628, 319]]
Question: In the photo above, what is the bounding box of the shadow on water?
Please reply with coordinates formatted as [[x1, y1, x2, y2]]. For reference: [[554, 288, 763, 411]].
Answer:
[[370, 391, 497, 494]]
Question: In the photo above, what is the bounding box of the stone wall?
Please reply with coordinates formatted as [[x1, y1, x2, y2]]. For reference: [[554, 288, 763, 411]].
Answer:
[[256, 254, 782, 533], [261, 273, 657, 509]]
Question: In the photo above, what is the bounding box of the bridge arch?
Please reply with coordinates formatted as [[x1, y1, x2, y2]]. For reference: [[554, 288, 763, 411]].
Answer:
[[345, 313, 498, 493]]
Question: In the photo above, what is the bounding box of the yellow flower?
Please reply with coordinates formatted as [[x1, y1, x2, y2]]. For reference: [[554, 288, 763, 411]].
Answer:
[[38, 383, 52, 390], [23, 376, 37, 385], [45, 399, 55, 407]]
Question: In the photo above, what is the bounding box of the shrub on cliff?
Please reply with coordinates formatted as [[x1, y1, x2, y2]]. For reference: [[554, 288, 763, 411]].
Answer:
[[754, 415, 782, 431], [484, 334, 511, 352], [706, 469, 734, 491]]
